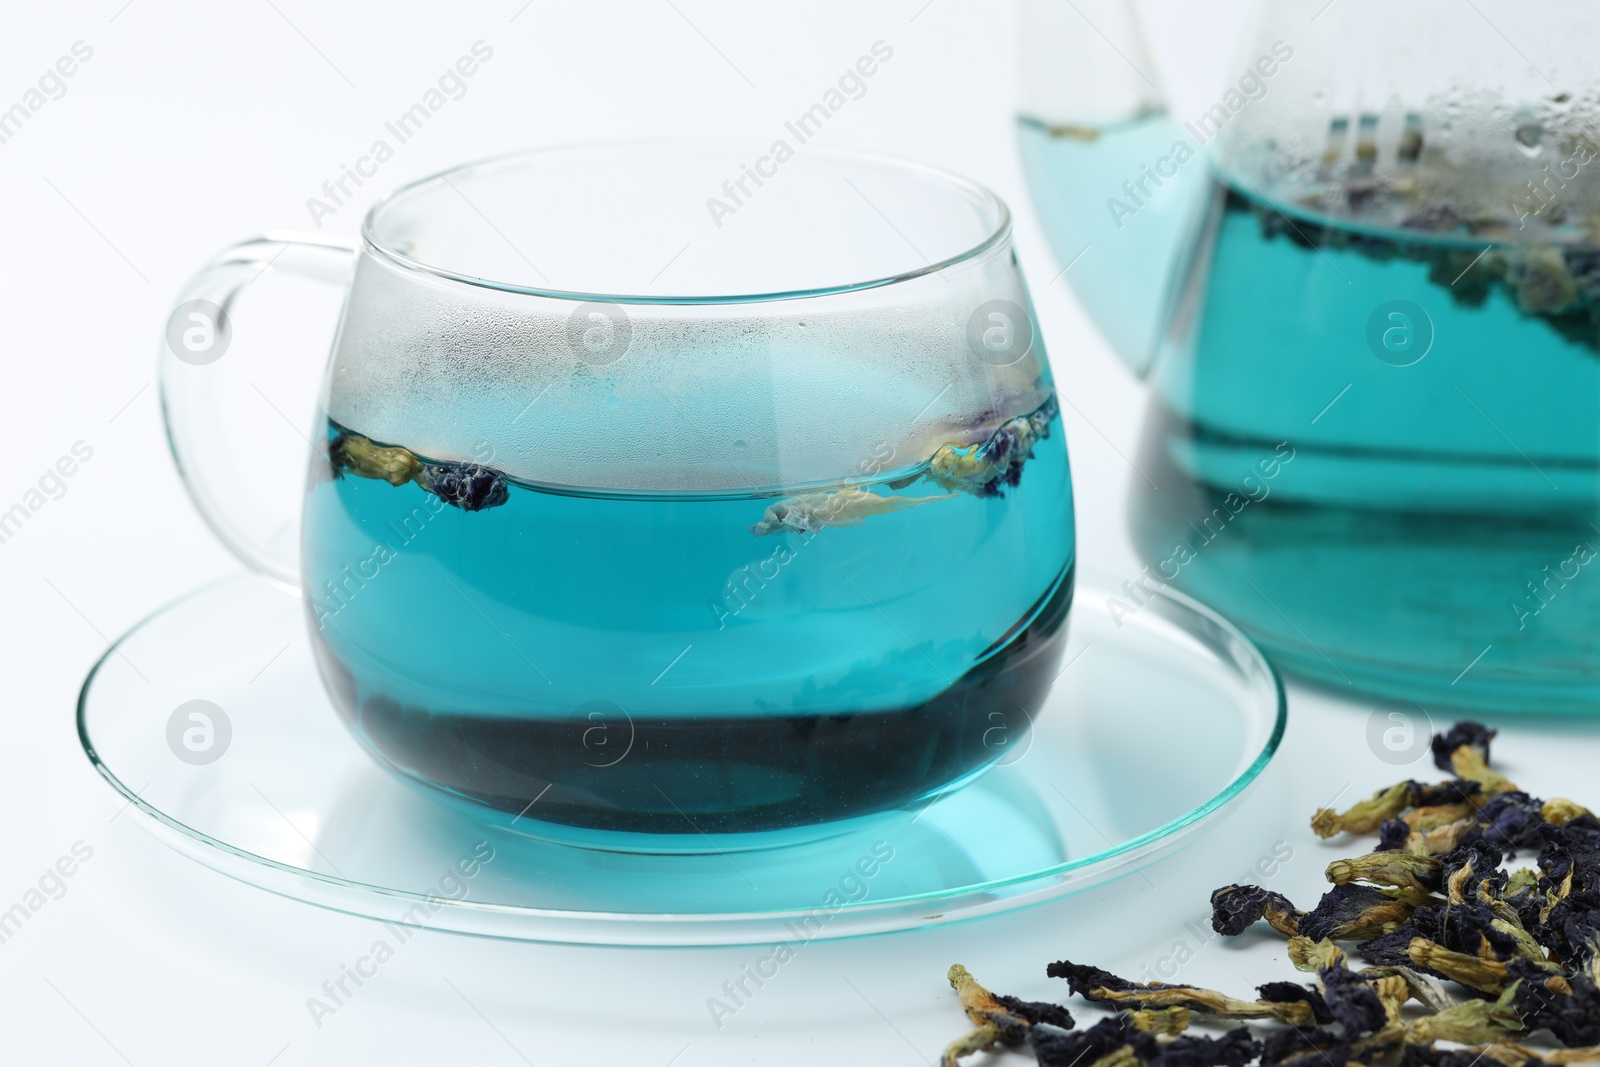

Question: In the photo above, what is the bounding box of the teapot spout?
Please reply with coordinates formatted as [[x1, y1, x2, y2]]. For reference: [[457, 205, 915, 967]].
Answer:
[[1017, 0, 1210, 378]]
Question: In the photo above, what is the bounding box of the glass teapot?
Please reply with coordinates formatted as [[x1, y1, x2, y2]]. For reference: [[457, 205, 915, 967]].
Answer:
[[1020, 0, 1600, 713]]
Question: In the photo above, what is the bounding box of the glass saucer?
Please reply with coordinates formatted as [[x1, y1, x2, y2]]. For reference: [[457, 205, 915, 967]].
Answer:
[[78, 570, 1284, 946]]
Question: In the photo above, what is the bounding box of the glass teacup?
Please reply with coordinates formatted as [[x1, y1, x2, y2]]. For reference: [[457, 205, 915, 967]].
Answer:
[[160, 141, 1075, 847]]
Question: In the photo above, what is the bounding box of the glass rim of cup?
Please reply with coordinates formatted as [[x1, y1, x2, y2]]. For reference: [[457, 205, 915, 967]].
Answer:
[[359, 137, 1014, 307]]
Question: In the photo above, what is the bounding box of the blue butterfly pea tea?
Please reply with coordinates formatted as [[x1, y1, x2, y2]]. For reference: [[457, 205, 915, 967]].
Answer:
[[304, 396, 1072, 838], [1018, 0, 1600, 712], [298, 178, 1073, 843]]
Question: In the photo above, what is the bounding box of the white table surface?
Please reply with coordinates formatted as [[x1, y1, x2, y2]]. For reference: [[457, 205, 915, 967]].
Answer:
[[5, 2, 1595, 1063]]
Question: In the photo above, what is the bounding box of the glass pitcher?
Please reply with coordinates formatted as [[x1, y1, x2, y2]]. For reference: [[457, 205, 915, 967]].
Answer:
[[1021, 0, 1600, 713], [159, 141, 1075, 848]]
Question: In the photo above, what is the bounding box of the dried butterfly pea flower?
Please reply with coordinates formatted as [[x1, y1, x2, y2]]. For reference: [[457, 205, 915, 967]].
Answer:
[[1047, 961, 1143, 999], [1130, 1008, 1193, 1035], [1388, 814, 1498, 858], [1286, 959, 1401, 1049], [1535, 831, 1598, 903], [1027, 1015, 1159, 1067], [1531, 834, 1600, 967], [1459, 911, 1537, 965], [1319, 962, 1391, 1038], [1457, 869, 1553, 968], [1327, 852, 1443, 895], [1393, 897, 1545, 971], [1477, 793, 1554, 854], [1029, 1017, 1260, 1067], [1506, 247, 1581, 315], [1441, 841, 1509, 903], [1506, 867, 1541, 903], [995, 994, 1076, 1031], [330, 431, 423, 486], [329, 431, 511, 511], [1452, 1042, 1600, 1067], [748, 488, 952, 535], [1382, 808, 1509, 856], [942, 964, 1074, 1066], [1257, 1026, 1352, 1067], [1545, 800, 1594, 826], [1045, 961, 1318, 1025], [1255, 981, 1332, 1024], [1425, 820, 1490, 856], [1315, 782, 1414, 838], [1157, 1028, 1262, 1067], [1287, 936, 1347, 972], [1264, 999, 1405, 1067], [1370, 974, 1410, 1026], [415, 463, 510, 512], [1407, 937, 1512, 994], [1378, 819, 1416, 852], [1457, 755, 1517, 797], [1541, 818, 1600, 883], [757, 395, 1057, 532], [1432, 722, 1516, 796], [1415, 780, 1486, 807], [1538, 898, 1600, 973], [1359, 966, 1455, 1014], [1508, 958, 1600, 1046], [927, 395, 1058, 499], [1405, 985, 1524, 1045], [1359, 907, 1447, 970], [1259, 188, 1600, 352], [957, 722, 1600, 1067], [1210, 885, 1304, 937], [1402, 1043, 1529, 1067], [1493, 913, 1559, 969], [1407, 803, 1482, 833], [1315, 780, 1485, 840], [1298, 885, 1419, 942], [1432, 721, 1497, 768]]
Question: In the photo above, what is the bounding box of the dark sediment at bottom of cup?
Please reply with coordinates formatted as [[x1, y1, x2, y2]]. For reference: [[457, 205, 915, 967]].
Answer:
[[311, 565, 1074, 837]]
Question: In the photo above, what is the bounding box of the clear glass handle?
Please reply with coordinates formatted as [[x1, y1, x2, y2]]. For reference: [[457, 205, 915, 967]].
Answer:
[[159, 235, 357, 588]]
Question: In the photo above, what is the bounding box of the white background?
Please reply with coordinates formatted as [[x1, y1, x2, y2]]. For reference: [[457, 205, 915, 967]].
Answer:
[[4, 2, 1597, 1064]]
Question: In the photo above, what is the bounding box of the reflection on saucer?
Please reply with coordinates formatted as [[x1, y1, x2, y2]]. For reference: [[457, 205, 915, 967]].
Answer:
[[311, 755, 1069, 915]]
